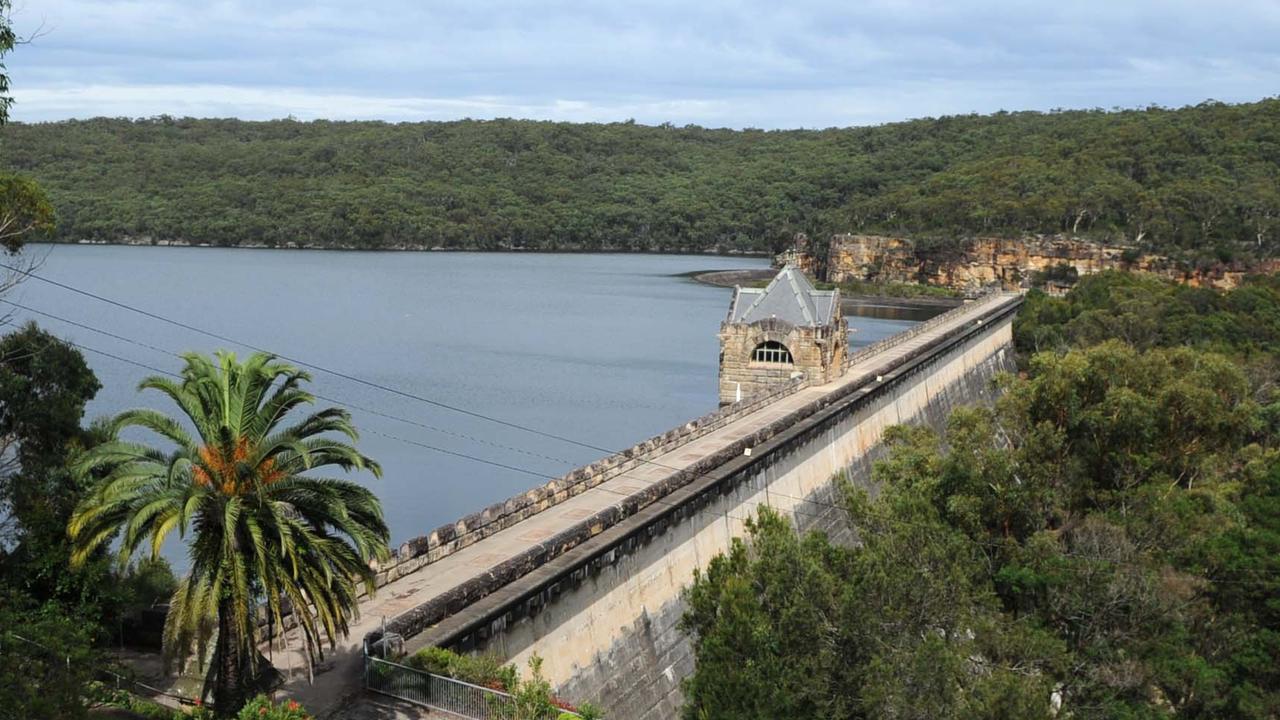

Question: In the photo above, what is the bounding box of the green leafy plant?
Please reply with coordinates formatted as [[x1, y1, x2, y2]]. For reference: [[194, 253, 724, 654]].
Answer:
[[407, 646, 517, 690], [235, 695, 309, 720], [67, 352, 390, 716]]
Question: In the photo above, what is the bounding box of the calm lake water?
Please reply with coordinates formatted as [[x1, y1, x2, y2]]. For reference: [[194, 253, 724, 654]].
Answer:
[[11, 245, 920, 563]]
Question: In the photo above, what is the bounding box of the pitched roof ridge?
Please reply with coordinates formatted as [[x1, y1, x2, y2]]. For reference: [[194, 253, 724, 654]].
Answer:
[[782, 265, 816, 325]]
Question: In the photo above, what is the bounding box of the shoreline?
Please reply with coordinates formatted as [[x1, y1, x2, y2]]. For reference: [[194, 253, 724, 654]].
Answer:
[[51, 239, 774, 258], [688, 268, 965, 310]]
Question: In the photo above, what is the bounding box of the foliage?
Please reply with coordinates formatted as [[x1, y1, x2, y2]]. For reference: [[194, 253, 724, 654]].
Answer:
[[407, 646, 517, 691], [680, 505, 1059, 720], [67, 351, 390, 716], [0, 174, 55, 251], [89, 683, 212, 720], [1029, 262, 1079, 288], [0, 0, 13, 125], [0, 3, 54, 253], [509, 656, 557, 720], [235, 695, 310, 720], [406, 648, 595, 718], [682, 274, 1280, 718], [121, 557, 180, 610], [0, 593, 100, 720], [1015, 270, 1280, 357], [3, 99, 1280, 257]]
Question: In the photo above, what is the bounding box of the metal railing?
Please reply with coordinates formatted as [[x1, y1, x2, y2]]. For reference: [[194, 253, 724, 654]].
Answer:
[[364, 654, 579, 720], [842, 290, 1008, 373]]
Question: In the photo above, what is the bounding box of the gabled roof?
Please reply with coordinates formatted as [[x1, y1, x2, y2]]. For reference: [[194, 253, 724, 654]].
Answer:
[[728, 265, 838, 328]]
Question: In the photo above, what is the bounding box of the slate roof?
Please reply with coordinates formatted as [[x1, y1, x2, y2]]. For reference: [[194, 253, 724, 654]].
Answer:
[[728, 265, 838, 327]]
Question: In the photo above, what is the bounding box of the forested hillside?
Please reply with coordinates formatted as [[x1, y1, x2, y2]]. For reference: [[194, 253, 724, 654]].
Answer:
[[2, 99, 1279, 256]]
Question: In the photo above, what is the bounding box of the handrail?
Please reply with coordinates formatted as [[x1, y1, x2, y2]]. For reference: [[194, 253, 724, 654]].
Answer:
[[842, 290, 1005, 374]]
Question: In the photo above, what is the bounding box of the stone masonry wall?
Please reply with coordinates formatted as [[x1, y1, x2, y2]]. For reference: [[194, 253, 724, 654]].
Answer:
[[718, 317, 847, 405]]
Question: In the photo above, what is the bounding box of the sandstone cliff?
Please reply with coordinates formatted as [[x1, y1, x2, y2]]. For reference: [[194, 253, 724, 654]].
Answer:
[[820, 234, 1278, 293]]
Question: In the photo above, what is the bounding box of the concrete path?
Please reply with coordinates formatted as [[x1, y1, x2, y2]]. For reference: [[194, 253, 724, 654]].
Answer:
[[275, 294, 1014, 718]]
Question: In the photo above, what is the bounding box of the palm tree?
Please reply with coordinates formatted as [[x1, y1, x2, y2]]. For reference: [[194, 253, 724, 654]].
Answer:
[[68, 351, 390, 716]]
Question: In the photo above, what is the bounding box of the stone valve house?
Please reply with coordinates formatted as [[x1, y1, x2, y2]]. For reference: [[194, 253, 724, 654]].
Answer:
[[719, 265, 849, 405]]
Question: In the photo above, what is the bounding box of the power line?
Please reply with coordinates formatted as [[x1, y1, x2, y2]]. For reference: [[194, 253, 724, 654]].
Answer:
[[14, 300, 842, 530], [1, 298, 578, 470], [53, 335, 563, 482], [0, 262, 619, 455]]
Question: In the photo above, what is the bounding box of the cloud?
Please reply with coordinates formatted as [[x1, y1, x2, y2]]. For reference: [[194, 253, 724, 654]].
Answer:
[[5, 0, 1280, 128]]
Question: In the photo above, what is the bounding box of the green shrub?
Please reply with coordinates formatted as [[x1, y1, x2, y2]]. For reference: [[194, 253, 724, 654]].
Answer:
[[407, 646, 516, 691], [405, 649, 604, 718], [122, 557, 179, 608], [235, 695, 309, 720]]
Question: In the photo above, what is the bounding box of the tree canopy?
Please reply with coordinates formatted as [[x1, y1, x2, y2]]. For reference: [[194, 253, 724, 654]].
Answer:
[[69, 351, 389, 716], [2, 99, 1279, 259]]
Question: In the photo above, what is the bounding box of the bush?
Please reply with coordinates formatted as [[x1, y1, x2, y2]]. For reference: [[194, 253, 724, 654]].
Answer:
[[406, 647, 516, 691], [236, 695, 309, 720], [122, 558, 178, 608], [405, 649, 604, 718]]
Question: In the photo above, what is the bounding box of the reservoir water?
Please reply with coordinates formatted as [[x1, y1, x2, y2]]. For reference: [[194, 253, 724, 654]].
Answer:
[[10, 245, 923, 563]]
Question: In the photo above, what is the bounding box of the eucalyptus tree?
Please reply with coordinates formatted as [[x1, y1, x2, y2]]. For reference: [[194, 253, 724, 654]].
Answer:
[[68, 351, 390, 715]]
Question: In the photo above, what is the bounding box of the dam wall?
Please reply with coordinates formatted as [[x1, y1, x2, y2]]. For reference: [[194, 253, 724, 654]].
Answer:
[[409, 298, 1021, 720]]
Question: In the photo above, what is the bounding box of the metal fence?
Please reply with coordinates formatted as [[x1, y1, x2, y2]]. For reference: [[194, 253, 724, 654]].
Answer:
[[364, 654, 579, 720], [842, 290, 1008, 373]]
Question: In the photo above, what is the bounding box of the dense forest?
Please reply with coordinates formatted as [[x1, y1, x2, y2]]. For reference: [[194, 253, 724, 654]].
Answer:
[[680, 271, 1280, 719], [2, 99, 1279, 258]]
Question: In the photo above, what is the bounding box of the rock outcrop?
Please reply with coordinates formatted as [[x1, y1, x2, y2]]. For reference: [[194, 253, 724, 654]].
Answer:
[[820, 234, 1278, 293]]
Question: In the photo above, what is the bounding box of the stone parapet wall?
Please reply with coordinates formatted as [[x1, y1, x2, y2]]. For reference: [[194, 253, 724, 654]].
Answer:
[[357, 373, 810, 599], [718, 323, 828, 404]]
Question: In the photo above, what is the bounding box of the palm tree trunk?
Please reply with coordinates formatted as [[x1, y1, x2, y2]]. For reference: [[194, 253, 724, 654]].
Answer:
[[213, 596, 246, 717]]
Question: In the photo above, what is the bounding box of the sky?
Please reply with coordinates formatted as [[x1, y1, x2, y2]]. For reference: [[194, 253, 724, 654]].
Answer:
[[5, 0, 1280, 129]]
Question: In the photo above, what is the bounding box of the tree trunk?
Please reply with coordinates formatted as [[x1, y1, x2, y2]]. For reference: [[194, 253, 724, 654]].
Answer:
[[212, 596, 247, 718]]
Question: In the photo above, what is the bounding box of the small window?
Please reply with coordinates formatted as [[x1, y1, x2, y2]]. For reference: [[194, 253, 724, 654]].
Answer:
[[752, 341, 793, 364]]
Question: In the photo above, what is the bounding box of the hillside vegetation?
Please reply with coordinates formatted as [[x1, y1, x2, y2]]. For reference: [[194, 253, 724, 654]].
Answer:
[[2, 99, 1279, 256]]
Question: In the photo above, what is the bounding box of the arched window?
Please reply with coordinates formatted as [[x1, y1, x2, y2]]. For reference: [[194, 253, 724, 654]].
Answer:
[[752, 341, 793, 364]]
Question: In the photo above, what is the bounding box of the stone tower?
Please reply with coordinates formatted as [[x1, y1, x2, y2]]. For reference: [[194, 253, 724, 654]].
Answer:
[[718, 265, 848, 405]]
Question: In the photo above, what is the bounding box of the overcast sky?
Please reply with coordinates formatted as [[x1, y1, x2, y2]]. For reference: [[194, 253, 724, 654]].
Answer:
[[6, 0, 1279, 129]]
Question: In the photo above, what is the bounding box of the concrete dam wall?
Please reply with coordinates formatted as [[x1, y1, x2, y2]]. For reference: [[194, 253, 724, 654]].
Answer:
[[410, 297, 1021, 720]]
